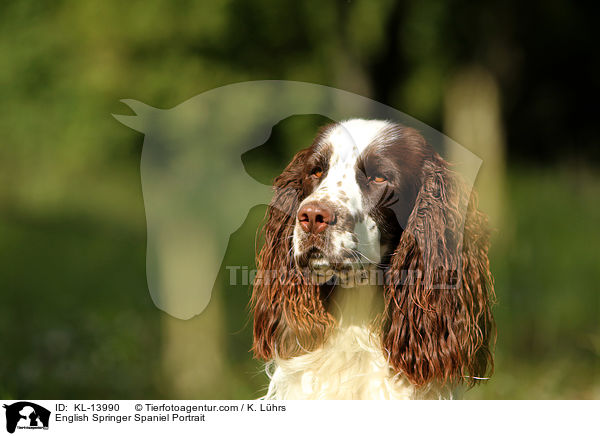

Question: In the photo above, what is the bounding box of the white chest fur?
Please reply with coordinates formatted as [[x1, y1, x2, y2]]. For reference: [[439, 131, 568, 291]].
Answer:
[[261, 284, 454, 400], [263, 325, 417, 400]]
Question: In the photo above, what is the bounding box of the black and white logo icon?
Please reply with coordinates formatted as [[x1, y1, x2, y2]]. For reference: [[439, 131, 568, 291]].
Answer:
[[3, 402, 50, 433]]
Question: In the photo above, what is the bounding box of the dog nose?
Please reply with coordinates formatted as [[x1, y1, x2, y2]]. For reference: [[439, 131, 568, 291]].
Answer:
[[298, 203, 335, 234]]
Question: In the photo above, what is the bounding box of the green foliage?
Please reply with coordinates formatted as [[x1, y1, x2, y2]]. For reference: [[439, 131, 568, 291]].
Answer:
[[467, 166, 600, 399]]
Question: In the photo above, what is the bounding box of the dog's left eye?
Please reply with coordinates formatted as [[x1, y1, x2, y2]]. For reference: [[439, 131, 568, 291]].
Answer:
[[368, 175, 387, 184]]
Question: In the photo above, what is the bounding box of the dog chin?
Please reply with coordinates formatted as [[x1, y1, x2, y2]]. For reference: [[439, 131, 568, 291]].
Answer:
[[308, 255, 331, 269], [306, 264, 373, 287], [295, 250, 369, 286]]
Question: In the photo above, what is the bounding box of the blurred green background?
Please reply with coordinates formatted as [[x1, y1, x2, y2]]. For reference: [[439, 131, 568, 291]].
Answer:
[[0, 0, 598, 399]]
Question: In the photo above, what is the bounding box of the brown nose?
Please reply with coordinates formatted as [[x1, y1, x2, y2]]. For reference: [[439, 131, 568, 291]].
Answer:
[[298, 203, 335, 234]]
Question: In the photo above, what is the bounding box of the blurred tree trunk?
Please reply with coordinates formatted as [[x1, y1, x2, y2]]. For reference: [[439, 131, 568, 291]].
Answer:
[[155, 224, 228, 398], [444, 65, 508, 241], [161, 294, 228, 399]]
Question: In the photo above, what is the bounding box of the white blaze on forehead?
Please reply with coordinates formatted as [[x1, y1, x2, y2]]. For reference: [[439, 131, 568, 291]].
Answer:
[[327, 119, 391, 155], [311, 119, 390, 214]]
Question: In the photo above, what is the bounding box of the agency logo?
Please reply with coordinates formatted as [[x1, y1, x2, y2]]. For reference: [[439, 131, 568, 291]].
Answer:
[[113, 80, 482, 320], [2, 402, 50, 434]]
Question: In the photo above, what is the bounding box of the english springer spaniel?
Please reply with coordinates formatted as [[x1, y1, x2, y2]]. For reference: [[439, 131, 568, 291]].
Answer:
[[251, 119, 495, 399]]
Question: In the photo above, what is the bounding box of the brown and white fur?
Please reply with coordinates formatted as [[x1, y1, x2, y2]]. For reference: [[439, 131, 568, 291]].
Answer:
[[251, 119, 495, 399]]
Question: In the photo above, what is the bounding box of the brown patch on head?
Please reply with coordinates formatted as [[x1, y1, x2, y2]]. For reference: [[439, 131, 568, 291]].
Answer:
[[357, 124, 430, 229]]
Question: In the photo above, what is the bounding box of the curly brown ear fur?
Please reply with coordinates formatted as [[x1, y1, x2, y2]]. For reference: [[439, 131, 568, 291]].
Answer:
[[382, 155, 495, 387], [251, 149, 334, 361]]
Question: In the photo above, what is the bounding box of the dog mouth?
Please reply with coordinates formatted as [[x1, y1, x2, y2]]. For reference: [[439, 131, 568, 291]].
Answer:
[[294, 247, 339, 285], [297, 247, 329, 270], [296, 246, 381, 287], [295, 245, 359, 271]]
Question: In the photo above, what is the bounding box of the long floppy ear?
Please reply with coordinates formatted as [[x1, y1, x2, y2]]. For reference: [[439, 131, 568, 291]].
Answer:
[[251, 148, 334, 361], [382, 154, 495, 387]]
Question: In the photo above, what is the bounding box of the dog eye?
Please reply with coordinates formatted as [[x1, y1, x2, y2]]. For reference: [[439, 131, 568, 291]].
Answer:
[[369, 175, 387, 184], [311, 167, 324, 178]]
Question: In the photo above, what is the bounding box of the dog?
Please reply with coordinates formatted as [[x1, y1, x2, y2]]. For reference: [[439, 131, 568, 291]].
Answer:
[[251, 119, 495, 399]]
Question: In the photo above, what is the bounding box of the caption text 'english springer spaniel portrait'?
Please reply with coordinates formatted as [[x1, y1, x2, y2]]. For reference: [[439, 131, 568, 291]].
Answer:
[[251, 119, 495, 399]]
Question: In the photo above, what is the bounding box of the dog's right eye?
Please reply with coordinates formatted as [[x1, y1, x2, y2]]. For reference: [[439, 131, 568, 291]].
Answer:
[[310, 167, 323, 178]]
